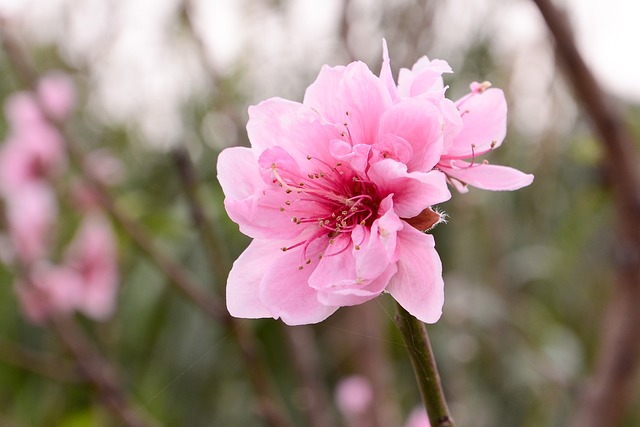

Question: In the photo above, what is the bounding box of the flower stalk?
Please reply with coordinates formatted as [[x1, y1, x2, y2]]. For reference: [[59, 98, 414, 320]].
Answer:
[[395, 303, 455, 427]]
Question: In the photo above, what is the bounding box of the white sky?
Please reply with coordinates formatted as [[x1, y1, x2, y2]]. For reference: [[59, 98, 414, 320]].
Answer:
[[0, 0, 637, 147]]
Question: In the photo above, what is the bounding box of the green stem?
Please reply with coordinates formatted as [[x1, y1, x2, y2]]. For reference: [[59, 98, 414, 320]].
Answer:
[[395, 303, 455, 427]]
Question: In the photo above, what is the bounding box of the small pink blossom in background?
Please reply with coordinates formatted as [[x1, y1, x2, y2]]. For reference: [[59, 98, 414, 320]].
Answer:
[[404, 407, 431, 427], [64, 214, 119, 320], [36, 72, 76, 120], [16, 264, 83, 324], [217, 41, 533, 325], [14, 215, 119, 323], [335, 375, 374, 416], [5, 183, 57, 263]]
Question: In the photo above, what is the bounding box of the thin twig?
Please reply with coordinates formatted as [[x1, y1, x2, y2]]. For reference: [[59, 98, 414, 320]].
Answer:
[[530, 1, 640, 426], [394, 303, 454, 427]]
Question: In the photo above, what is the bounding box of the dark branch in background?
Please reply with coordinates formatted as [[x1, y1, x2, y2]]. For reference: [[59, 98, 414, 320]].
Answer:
[[0, 22, 294, 427], [530, 1, 640, 426]]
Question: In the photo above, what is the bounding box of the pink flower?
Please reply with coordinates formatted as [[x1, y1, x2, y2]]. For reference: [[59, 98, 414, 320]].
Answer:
[[218, 42, 532, 325], [379, 45, 534, 193], [219, 52, 451, 326]]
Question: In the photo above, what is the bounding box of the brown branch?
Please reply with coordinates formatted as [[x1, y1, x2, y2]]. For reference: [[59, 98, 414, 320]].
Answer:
[[531, 1, 640, 426]]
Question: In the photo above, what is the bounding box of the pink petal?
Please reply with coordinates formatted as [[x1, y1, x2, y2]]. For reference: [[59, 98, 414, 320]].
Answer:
[[226, 239, 279, 319], [444, 88, 507, 158], [309, 229, 397, 307], [439, 98, 463, 152], [329, 140, 371, 172], [303, 64, 347, 124], [386, 227, 444, 324], [367, 159, 451, 218], [337, 61, 393, 146], [217, 147, 303, 240], [259, 236, 339, 325], [379, 39, 398, 102], [247, 98, 340, 167], [217, 147, 263, 200], [378, 99, 444, 172], [397, 56, 451, 100], [438, 159, 534, 191]]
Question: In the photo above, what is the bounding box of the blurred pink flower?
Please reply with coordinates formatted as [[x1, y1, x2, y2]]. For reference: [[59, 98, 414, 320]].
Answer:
[[404, 407, 431, 427], [5, 183, 57, 263], [65, 214, 119, 320], [15, 215, 119, 323], [0, 72, 74, 198], [16, 264, 83, 324], [335, 375, 374, 416], [36, 72, 76, 120]]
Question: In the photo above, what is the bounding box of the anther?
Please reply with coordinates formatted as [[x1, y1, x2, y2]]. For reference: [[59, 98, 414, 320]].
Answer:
[[355, 245, 360, 250], [305, 259, 311, 265]]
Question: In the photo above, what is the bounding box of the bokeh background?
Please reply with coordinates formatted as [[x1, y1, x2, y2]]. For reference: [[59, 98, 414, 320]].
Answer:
[[0, 0, 639, 426]]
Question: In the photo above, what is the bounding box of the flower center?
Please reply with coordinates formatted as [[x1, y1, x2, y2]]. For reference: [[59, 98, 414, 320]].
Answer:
[[270, 157, 380, 267]]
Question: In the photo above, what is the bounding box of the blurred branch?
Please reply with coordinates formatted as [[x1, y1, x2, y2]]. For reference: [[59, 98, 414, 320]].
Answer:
[[531, 1, 640, 426], [395, 304, 454, 427]]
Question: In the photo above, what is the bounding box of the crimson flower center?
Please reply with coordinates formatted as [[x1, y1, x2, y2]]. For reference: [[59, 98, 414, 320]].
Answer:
[[270, 157, 381, 265]]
